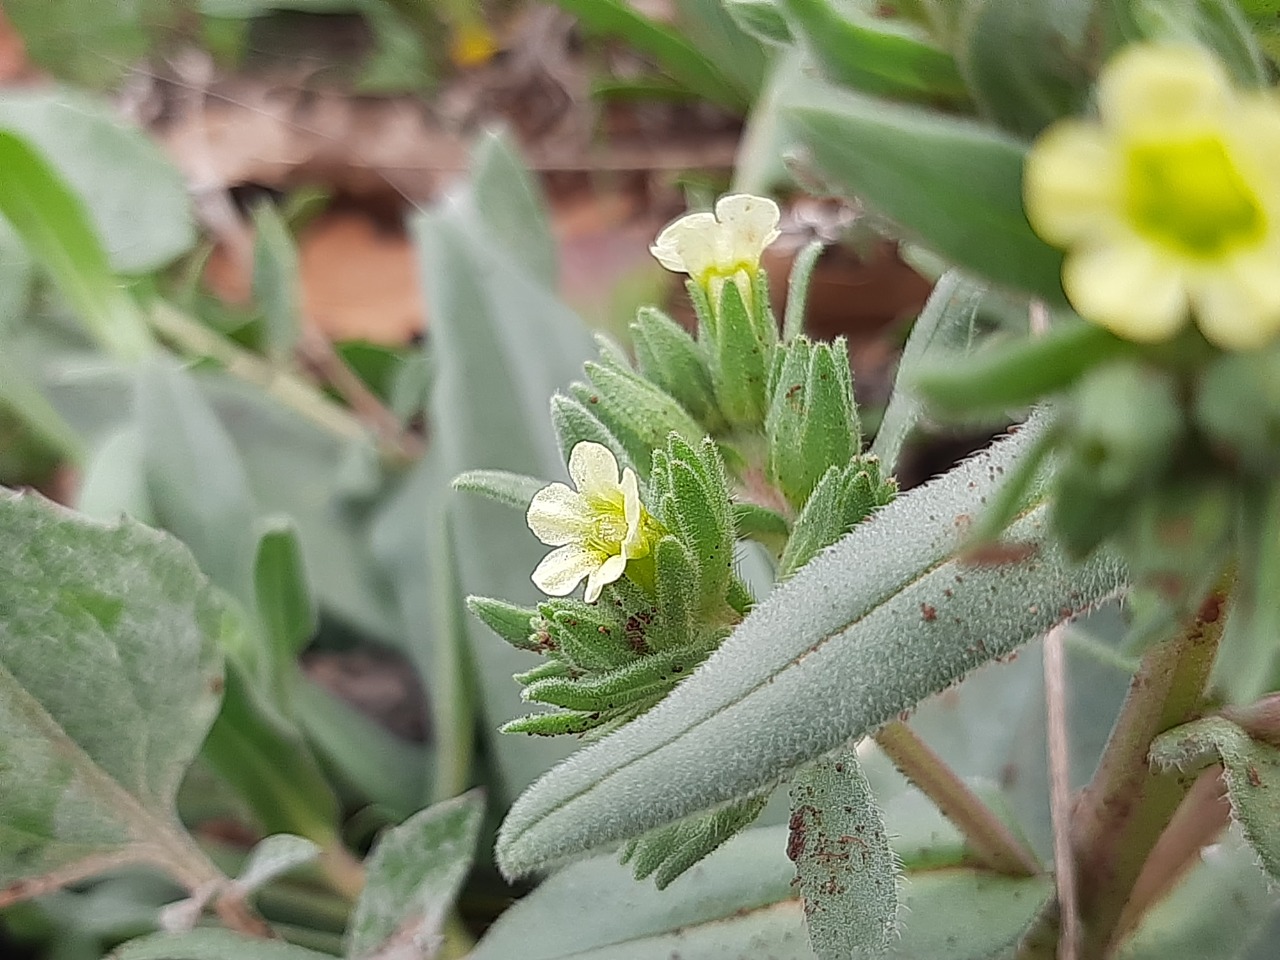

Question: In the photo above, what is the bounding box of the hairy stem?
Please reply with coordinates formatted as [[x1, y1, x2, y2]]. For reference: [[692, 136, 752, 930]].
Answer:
[[874, 719, 1041, 876], [1069, 593, 1225, 959]]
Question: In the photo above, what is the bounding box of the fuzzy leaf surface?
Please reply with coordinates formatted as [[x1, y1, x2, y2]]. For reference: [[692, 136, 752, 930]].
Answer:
[[1150, 717, 1280, 881], [111, 929, 334, 960], [789, 751, 897, 959], [497, 427, 1127, 875], [0, 492, 224, 894], [347, 790, 485, 959], [476, 824, 1050, 960]]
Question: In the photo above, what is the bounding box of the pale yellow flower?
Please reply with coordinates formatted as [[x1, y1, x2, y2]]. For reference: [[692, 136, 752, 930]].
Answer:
[[650, 194, 781, 309], [1025, 44, 1280, 350], [527, 442, 661, 602]]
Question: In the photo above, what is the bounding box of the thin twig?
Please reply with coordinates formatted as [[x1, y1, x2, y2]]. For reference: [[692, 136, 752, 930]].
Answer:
[[297, 328, 424, 462], [1043, 625, 1079, 960], [1116, 766, 1230, 939], [874, 720, 1041, 876]]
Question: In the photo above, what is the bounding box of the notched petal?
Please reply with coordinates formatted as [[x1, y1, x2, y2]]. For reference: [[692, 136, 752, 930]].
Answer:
[[585, 553, 628, 602], [527, 483, 592, 546], [569, 441, 621, 500], [532, 544, 603, 596]]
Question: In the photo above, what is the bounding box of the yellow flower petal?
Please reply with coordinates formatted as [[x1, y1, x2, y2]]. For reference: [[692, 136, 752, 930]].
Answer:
[[526, 483, 592, 547], [532, 543, 604, 596], [1024, 120, 1122, 246], [1062, 240, 1188, 342], [650, 212, 719, 277], [1098, 44, 1230, 135], [715, 194, 781, 265], [620, 467, 645, 557], [584, 553, 628, 602], [569, 441, 622, 502], [1191, 247, 1280, 349]]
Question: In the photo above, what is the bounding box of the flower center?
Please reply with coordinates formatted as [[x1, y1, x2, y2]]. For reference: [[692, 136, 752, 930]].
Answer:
[[1125, 135, 1265, 258], [583, 495, 630, 554]]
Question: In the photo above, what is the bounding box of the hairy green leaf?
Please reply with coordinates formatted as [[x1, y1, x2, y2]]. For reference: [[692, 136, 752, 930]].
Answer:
[[496, 427, 1127, 876], [1151, 718, 1280, 881], [347, 790, 485, 959], [0, 492, 224, 896], [453, 469, 545, 511], [790, 751, 897, 958]]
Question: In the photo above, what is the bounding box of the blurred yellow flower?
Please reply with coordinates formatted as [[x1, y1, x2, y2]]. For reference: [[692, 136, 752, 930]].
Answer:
[[527, 442, 662, 602], [650, 194, 781, 309], [1025, 44, 1280, 350]]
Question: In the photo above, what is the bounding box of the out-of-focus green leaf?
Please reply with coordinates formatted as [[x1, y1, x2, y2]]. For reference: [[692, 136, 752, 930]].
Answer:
[[201, 663, 340, 844], [112, 929, 335, 960], [137, 362, 258, 610], [5, 1, 189, 89], [0, 89, 195, 272], [958, 0, 1093, 137], [783, 0, 967, 101], [726, 0, 793, 45], [347, 790, 484, 959], [1118, 828, 1279, 959], [292, 677, 429, 818], [0, 492, 224, 893], [675, 0, 769, 101], [0, 131, 153, 360], [384, 131, 595, 804], [869, 270, 983, 470], [548, 0, 751, 109], [251, 202, 303, 364], [254, 518, 318, 678], [475, 823, 1051, 960], [232, 834, 320, 895], [784, 81, 1065, 303], [354, 0, 435, 94], [496, 427, 1127, 876]]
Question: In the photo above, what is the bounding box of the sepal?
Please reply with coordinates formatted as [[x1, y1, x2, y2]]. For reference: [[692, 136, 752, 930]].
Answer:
[[466, 596, 539, 651], [631, 306, 725, 433], [766, 335, 861, 511], [779, 457, 897, 579], [706, 277, 775, 430], [619, 793, 771, 888], [571, 362, 704, 480], [549, 392, 634, 474]]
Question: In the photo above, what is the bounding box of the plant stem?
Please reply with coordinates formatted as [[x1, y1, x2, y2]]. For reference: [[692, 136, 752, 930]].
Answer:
[[318, 842, 367, 903], [148, 301, 411, 460], [1114, 766, 1230, 940], [1067, 593, 1225, 959], [874, 719, 1041, 876]]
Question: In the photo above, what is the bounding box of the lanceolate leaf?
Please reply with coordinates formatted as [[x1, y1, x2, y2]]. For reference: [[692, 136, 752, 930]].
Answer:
[[0, 131, 153, 361], [1150, 717, 1280, 881], [0, 492, 225, 897], [789, 751, 898, 959], [784, 81, 1065, 303], [111, 929, 335, 960], [496, 426, 1127, 876], [347, 791, 485, 960], [474, 824, 1051, 960]]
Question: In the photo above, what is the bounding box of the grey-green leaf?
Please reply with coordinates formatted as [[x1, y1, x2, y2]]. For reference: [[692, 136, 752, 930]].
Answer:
[[347, 790, 485, 959], [233, 834, 320, 895], [452, 469, 545, 511], [790, 751, 897, 959], [0, 492, 224, 892], [0, 88, 195, 272], [0, 130, 153, 361], [784, 81, 1065, 303], [111, 929, 335, 960], [253, 517, 317, 675], [1150, 717, 1280, 881], [474, 823, 1052, 960], [496, 427, 1127, 876], [251, 201, 303, 364]]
